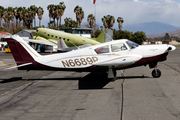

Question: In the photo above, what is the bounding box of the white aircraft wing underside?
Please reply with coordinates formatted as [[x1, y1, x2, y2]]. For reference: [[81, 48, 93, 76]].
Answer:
[[23, 39, 57, 46]]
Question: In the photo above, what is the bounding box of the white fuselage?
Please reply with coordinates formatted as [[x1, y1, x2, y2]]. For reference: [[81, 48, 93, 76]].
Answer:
[[32, 39, 175, 70]]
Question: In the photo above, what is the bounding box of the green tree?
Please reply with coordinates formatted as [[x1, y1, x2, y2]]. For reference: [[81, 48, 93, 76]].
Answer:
[[74, 5, 84, 27], [64, 17, 77, 28], [93, 29, 102, 38], [102, 15, 115, 29], [113, 29, 134, 40], [117, 17, 124, 31], [134, 31, 146, 44], [164, 33, 170, 41], [87, 14, 95, 28]]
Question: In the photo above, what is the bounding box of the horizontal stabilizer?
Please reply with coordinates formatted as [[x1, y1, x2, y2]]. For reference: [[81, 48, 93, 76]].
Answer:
[[6, 63, 32, 70]]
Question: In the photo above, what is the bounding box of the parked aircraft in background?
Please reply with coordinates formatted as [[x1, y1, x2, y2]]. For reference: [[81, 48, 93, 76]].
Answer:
[[25, 28, 112, 52], [6, 35, 176, 79]]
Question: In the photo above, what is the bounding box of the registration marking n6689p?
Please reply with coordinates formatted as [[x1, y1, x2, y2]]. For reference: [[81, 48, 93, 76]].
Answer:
[[61, 57, 98, 67]]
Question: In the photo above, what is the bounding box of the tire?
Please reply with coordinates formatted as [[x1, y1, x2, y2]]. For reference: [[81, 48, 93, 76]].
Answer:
[[152, 69, 161, 78]]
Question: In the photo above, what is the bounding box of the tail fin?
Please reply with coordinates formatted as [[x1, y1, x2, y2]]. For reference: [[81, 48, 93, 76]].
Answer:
[[6, 35, 41, 66], [95, 29, 113, 43], [57, 39, 68, 50]]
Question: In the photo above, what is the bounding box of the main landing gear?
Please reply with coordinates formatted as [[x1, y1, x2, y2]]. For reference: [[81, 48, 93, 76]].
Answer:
[[108, 68, 117, 81], [152, 69, 161, 78]]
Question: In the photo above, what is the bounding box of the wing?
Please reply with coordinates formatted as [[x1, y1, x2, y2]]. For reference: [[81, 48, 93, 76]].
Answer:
[[47, 39, 58, 44], [23, 38, 57, 47]]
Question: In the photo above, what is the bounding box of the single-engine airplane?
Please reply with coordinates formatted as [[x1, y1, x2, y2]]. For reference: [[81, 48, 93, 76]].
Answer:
[[6, 35, 176, 79]]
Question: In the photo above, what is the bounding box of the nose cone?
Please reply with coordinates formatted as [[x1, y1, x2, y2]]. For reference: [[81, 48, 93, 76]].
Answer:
[[167, 45, 176, 51]]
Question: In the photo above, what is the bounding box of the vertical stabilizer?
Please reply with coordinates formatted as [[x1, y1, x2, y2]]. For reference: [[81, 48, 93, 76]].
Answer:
[[57, 39, 68, 50], [6, 35, 41, 66], [95, 29, 113, 43]]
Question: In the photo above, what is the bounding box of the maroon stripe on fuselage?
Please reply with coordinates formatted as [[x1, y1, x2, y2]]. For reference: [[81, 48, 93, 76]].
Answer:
[[18, 52, 169, 72], [134, 52, 168, 66]]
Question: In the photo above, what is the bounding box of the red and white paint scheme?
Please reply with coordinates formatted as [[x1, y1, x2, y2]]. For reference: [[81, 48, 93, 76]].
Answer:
[[6, 35, 176, 79]]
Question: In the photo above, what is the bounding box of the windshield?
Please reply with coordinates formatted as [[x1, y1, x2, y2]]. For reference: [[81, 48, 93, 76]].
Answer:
[[126, 40, 139, 49]]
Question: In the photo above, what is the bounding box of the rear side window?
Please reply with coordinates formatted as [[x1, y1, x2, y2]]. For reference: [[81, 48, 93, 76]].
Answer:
[[94, 45, 109, 54]]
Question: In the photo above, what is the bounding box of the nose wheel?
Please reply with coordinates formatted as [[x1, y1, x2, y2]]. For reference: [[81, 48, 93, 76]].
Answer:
[[152, 69, 161, 78]]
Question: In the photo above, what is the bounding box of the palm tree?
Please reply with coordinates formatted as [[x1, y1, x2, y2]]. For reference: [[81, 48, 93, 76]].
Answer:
[[117, 17, 124, 31], [18, 7, 23, 27], [58, 2, 66, 29], [47, 4, 53, 23], [64, 17, 71, 27], [74, 5, 84, 27], [3, 8, 8, 28], [22, 8, 29, 27], [14, 7, 19, 28], [37, 6, 44, 26], [0, 6, 4, 27], [30, 5, 38, 27], [47, 4, 56, 27], [55, 5, 60, 28], [87, 14, 95, 28], [101, 15, 115, 29], [6, 7, 14, 29]]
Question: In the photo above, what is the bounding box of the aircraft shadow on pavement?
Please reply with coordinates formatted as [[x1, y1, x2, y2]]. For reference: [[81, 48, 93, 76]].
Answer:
[[0, 77, 22, 83], [0, 72, 112, 89], [78, 72, 112, 90], [0, 73, 150, 89], [117, 75, 150, 79]]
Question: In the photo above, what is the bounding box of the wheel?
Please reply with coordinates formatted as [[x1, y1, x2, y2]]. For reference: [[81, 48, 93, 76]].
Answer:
[[152, 69, 161, 78]]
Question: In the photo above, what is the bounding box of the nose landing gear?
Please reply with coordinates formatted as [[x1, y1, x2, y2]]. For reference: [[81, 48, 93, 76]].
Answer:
[[152, 69, 161, 78]]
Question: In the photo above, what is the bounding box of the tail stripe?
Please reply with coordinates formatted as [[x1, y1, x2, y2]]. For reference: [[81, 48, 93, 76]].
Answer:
[[6, 35, 42, 66]]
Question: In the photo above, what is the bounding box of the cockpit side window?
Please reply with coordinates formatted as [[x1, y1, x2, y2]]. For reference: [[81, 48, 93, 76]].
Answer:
[[94, 45, 109, 54], [111, 43, 127, 52], [126, 41, 139, 49]]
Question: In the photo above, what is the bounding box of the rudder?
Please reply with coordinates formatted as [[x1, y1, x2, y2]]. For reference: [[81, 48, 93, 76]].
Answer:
[[6, 35, 41, 66]]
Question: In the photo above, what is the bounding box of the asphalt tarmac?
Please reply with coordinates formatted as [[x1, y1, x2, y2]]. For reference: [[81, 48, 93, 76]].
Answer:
[[0, 48, 180, 120]]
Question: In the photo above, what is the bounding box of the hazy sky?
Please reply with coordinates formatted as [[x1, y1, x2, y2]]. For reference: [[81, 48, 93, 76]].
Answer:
[[2, 0, 180, 29]]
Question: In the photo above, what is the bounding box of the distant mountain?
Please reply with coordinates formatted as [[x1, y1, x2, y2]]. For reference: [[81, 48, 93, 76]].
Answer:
[[123, 22, 180, 35], [147, 29, 180, 38]]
